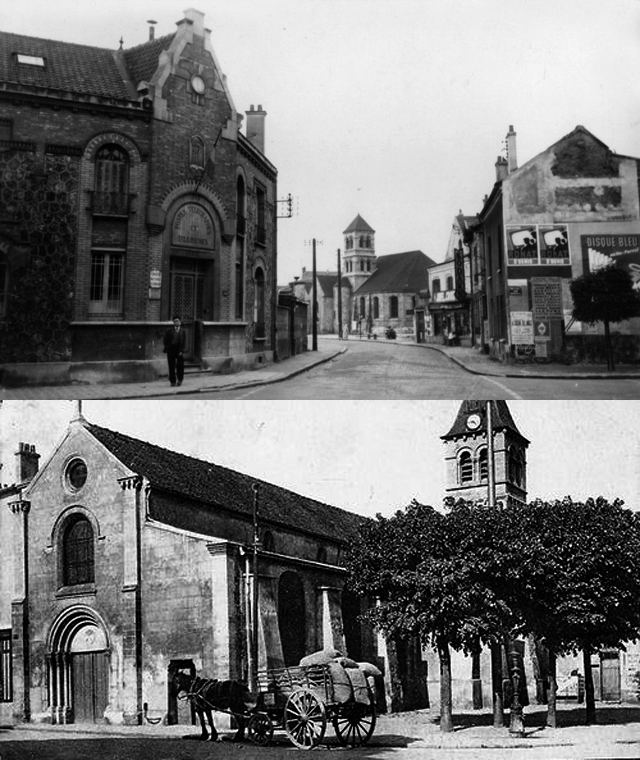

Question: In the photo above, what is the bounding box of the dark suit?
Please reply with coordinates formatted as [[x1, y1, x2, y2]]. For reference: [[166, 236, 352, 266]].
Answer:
[[163, 326, 186, 385]]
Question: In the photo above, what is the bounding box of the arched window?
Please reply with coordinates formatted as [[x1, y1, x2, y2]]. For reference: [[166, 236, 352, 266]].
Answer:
[[235, 176, 246, 318], [359, 236, 365, 247], [262, 530, 275, 552], [459, 451, 473, 484], [366, 260, 371, 272], [95, 144, 129, 212], [63, 516, 94, 586], [359, 296, 365, 317], [446, 275, 454, 291], [366, 236, 371, 248], [479, 448, 488, 482], [432, 279, 440, 294], [254, 266, 265, 339], [389, 295, 398, 319], [373, 296, 379, 319]]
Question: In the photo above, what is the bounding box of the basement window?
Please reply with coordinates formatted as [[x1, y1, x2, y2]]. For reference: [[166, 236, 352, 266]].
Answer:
[[16, 54, 45, 66]]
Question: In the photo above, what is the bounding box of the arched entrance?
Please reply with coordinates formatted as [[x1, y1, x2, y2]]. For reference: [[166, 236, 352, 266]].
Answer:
[[277, 572, 306, 666], [47, 606, 110, 724], [166, 201, 217, 360]]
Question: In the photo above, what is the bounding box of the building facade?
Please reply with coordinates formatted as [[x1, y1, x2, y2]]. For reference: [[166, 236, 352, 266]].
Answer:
[[0, 9, 277, 387], [0, 406, 427, 727], [480, 125, 640, 363]]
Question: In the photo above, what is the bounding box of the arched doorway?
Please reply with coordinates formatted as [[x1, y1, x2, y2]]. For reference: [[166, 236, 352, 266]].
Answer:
[[277, 572, 306, 666], [47, 606, 110, 724], [167, 202, 217, 359]]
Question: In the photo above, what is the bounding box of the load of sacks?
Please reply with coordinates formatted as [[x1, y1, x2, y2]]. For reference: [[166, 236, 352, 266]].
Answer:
[[299, 648, 382, 705]]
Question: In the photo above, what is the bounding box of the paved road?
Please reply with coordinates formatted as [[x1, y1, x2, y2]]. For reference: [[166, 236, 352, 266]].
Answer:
[[154, 341, 640, 400]]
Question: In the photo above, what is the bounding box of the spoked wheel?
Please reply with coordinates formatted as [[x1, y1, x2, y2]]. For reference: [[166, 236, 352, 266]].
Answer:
[[247, 712, 274, 746], [332, 697, 376, 746], [284, 688, 327, 749]]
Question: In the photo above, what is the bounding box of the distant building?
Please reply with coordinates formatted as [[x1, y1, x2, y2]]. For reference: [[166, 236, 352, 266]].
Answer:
[[0, 9, 277, 386], [291, 214, 435, 337]]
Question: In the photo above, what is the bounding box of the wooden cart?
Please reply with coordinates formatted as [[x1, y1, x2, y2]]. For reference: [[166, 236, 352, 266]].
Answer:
[[248, 663, 377, 749]]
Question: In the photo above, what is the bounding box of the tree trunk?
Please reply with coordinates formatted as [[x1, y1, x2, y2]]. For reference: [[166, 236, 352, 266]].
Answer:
[[438, 637, 453, 733], [491, 642, 504, 728], [546, 648, 557, 728], [583, 649, 596, 724], [604, 319, 615, 371]]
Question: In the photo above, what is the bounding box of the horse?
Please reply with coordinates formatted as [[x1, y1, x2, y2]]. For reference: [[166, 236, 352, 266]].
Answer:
[[172, 670, 256, 742]]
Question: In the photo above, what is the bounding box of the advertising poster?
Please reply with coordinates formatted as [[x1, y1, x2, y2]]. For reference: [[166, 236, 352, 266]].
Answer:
[[539, 225, 570, 265], [510, 311, 533, 344], [506, 225, 538, 265], [581, 234, 640, 289]]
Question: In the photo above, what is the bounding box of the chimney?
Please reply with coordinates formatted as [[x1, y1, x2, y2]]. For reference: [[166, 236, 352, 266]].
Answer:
[[245, 104, 267, 154], [15, 442, 40, 484], [182, 8, 205, 37], [147, 20, 157, 41], [506, 125, 517, 173], [495, 155, 508, 181]]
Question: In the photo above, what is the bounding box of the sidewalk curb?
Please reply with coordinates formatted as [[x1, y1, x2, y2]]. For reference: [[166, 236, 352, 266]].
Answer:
[[391, 339, 640, 381], [94, 348, 347, 400]]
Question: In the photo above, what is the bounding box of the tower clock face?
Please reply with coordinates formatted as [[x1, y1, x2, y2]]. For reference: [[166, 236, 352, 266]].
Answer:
[[466, 413, 481, 430]]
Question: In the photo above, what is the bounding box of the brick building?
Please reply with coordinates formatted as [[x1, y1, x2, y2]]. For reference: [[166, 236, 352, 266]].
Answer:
[[0, 9, 277, 386], [0, 405, 426, 726]]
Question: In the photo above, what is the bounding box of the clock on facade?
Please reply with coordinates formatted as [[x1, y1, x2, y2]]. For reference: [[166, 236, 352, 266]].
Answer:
[[466, 413, 481, 430], [191, 75, 206, 95]]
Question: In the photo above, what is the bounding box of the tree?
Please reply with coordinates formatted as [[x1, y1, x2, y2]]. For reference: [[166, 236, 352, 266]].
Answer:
[[347, 501, 516, 732], [570, 265, 640, 370], [508, 497, 640, 726]]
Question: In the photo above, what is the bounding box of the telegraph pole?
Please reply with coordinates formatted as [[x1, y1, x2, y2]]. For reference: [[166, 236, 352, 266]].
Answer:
[[312, 239, 318, 351], [337, 248, 342, 340], [249, 483, 260, 693]]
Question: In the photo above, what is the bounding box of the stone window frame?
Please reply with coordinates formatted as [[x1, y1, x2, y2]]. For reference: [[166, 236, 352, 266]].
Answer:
[[458, 449, 473, 484], [389, 295, 399, 319], [50, 505, 103, 596]]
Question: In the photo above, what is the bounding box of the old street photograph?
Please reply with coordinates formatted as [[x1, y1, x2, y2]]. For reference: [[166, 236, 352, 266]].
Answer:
[[1, 0, 640, 399], [0, 399, 639, 760]]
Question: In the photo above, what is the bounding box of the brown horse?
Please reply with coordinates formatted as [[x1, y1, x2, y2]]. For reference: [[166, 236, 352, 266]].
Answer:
[[172, 670, 256, 741]]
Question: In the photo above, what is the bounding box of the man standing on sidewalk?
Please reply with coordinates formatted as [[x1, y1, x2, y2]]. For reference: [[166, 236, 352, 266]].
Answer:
[[163, 315, 186, 387]]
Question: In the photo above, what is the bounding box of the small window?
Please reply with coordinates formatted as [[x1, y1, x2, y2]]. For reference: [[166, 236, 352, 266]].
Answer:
[[89, 250, 124, 315], [446, 276, 454, 291], [373, 296, 379, 319], [17, 54, 45, 66], [65, 458, 87, 491], [389, 295, 398, 319], [63, 516, 95, 586], [0, 629, 11, 702], [432, 279, 440, 294], [479, 448, 488, 482]]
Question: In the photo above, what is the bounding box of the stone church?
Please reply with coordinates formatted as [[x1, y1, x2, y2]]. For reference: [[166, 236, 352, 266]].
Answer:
[[291, 215, 435, 336], [0, 404, 425, 727]]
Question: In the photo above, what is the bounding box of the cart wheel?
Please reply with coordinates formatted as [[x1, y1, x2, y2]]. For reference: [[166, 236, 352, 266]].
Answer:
[[284, 688, 327, 749], [247, 712, 274, 746], [332, 697, 376, 746]]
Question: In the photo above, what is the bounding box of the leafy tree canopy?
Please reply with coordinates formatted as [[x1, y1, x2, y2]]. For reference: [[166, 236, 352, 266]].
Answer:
[[570, 265, 640, 325]]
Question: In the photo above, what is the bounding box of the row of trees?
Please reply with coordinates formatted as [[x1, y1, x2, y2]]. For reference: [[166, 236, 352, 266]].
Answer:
[[347, 496, 640, 731]]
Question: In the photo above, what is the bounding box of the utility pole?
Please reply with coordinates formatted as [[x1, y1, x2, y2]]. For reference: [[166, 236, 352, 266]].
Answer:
[[312, 239, 317, 351], [337, 248, 342, 340], [249, 483, 260, 694]]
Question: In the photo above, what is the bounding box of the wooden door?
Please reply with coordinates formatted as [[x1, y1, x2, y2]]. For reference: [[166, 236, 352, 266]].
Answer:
[[600, 651, 621, 701], [72, 652, 109, 723]]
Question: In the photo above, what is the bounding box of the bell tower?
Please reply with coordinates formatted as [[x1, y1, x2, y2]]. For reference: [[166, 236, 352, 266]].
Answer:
[[441, 400, 529, 508], [342, 214, 376, 291]]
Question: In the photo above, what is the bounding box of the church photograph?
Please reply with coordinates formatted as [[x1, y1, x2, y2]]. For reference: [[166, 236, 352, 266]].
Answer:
[[0, 400, 638, 733]]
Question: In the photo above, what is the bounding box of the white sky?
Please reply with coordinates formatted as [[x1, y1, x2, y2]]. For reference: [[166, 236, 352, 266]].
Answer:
[[4, 0, 640, 284], [1, 401, 638, 516]]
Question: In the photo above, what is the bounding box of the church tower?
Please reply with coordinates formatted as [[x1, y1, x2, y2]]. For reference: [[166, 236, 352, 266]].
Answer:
[[441, 400, 529, 507], [342, 214, 376, 291]]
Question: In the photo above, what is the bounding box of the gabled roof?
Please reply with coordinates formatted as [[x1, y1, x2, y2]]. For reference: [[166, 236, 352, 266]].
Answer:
[[354, 250, 435, 295], [0, 31, 133, 99], [123, 33, 175, 85], [86, 423, 366, 542], [343, 214, 375, 234], [316, 273, 338, 295], [441, 401, 529, 444]]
